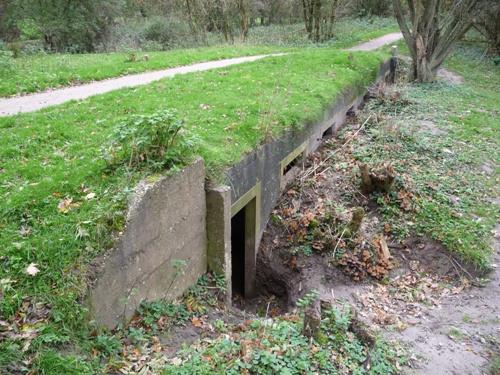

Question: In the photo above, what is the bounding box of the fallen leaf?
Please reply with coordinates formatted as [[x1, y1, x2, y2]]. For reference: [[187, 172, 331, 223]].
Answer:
[[57, 198, 80, 213], [170, 357, 182, 366], [85, 192, 96, 200], [191, 316, 203, 328], [26, 263, 39, 276]]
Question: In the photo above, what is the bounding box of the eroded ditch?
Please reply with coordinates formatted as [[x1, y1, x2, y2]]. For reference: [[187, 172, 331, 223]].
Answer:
[[236, 111, 474, 319], [230, 96, 498, 373]]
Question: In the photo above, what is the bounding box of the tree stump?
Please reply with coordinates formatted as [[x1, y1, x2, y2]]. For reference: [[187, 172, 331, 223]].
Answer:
[[359, 162, 395, 194], [348, 207, 365, 235], [349, 306, 376, 348], [302, 298, 321, 339]]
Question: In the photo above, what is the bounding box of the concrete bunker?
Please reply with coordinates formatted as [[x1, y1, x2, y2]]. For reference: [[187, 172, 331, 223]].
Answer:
[[88, 59, 394, 327]]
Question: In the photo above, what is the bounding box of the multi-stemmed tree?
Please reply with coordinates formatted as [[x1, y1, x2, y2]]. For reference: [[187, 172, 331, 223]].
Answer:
[[393, 0, 478, 82]]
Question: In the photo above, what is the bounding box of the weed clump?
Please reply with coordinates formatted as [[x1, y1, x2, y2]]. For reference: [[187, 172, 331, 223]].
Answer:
[[103, 109, 193, 170]]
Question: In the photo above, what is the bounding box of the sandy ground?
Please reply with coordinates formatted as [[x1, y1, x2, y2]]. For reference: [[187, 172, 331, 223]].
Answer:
[[391, 227, 499, 375], [0, 32, 403, 117]]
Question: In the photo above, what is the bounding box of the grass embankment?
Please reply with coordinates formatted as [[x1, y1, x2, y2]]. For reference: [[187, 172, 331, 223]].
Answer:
[[0, 49, 385, 372], [0, 45, 292, 97], [352, 44, 499, 269], [0, 16, 397, 98]]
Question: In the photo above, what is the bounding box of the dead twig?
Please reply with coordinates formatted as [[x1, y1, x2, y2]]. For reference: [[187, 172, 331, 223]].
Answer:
[[450, 257, 474, 281], [301, 113, 373, 181], [332, 227, 347, 260]]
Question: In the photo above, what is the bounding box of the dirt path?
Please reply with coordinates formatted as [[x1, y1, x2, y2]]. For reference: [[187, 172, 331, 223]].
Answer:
[[0, 32, 403, 117], [348, 32, 403, 52], [391, 228, 499, 374]]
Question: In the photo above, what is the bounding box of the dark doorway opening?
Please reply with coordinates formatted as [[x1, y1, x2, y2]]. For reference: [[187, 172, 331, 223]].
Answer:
[[282, 153, 303, 175], [230, 195, 257, 299], [322, 125, 333, 139], [231, 206, 246, 297]]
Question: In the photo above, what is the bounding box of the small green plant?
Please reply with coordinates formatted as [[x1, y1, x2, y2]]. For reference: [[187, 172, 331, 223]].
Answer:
[[213, 319, 227, 333], [290, 244, 313, 256], [137, 299, 190, 330], [214, 273, 227, 293], [104, 109, 189, 170], [93, 334, 122, 357], [448, 327, 464, 341], [296, 289, 319, 310], [490, 354, 500, 375], [127, 327, 147, 345]]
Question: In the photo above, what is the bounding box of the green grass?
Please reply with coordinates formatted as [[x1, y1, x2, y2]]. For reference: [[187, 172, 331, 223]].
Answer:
[[0, 48, 385, 372], [351, 44, 499, 269], [0, 45, 292, 97], [490, 354, 500, 375], [0, 16, 397, 98]]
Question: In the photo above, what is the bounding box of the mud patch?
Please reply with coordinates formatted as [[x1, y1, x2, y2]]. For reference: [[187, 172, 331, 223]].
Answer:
[[417, 119, 447, 136], [437, 68, 464, 85]]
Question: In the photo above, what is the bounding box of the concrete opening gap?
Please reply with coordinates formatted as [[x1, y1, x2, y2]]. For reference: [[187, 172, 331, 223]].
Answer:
[[280, 142, 307, 190], [231, 207, 246, 296], [282, 153, 302, 175], [322, 125, 334, 139], [230, 196, 257, 299]]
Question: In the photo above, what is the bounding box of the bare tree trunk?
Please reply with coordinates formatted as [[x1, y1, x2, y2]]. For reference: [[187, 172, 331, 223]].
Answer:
[[393, 0, 478, 82], [302, 299, 321, 339], [302, 0, 314, 39], [238, 0, 250, 42], [326, 0, 339, 39], [312, 0, 321, 42], [185, 0, 199, 42]]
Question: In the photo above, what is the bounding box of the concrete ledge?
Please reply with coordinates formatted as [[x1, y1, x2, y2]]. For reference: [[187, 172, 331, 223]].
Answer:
[[87, 159, 207, 328], [206, 184, 232, 303]]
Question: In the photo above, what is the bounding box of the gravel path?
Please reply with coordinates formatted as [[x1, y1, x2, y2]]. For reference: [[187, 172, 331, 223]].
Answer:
[[0, 54, 283, 116], [0, 32, 403, 117], [348, 32, 403, 51]]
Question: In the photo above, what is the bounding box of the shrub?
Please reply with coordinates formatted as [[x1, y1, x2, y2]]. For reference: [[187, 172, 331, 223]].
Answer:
[[104, 109, 190, 170], [355, 0, 392, 17], [18, 40, 46, 55], [473, 1, 500, 55], [142, 16, 192, 49], [141, 40, 164, 52], [0, 41, 13, 71]]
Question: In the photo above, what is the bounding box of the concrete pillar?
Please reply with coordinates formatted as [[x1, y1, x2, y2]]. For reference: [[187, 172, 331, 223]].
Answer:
[[206, 185, 232, 303], [389, 45, 398, 84]]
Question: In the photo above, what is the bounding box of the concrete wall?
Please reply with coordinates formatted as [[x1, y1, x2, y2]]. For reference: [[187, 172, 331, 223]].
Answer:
[[88, 159, 207, 328]]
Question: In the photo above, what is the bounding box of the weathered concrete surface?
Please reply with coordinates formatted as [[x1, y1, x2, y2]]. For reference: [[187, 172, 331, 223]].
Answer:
[[206, 185, 232, 302], [88, 159, 207, 328]]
